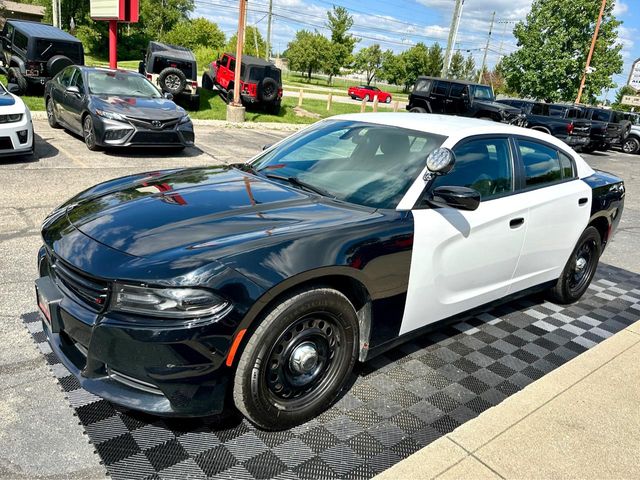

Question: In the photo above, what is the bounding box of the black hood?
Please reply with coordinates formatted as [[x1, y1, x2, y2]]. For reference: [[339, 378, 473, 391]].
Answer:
[[91, 95, 185, 120], [475, 99, 520, 114]]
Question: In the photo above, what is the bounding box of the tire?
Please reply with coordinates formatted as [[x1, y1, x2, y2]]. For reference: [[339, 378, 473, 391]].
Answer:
[[548, 226, 601, 304], [233, 288, 358, 430], [82, 115, 99, 151], [158, 67, 187, 95], [47, 55, 74, 77], [46, 97, 60, 128], [8, 67, 27, 95], [363, 94, 370, 102], [258, 77, 279, 102], [201, 72, 213, 90], [265, 102, 281, 115], [582, 144, 596, 154], [410, 106, 427, 113], [225, 85, 234, 104], [385, 96, 392, 103], [622, 137, 640, 154]]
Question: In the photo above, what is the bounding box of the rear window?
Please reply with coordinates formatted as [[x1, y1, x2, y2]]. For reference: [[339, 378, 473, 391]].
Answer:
[[35, 39, 82, 63], [247, 66, 281, 83], [591, 110, 611, 122], [433, 81, 449, 96], [152, 57, 194, 79], [13, 31, 27, 51], [414, 78, 432, 93]]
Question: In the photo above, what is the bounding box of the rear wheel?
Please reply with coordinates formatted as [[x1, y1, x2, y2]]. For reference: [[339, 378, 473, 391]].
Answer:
[[622, 137, 640, 154], [410, 106, 427, 113], [82, 115, 99, 151], [8, 67, 27, 95], [548, 226, 601, 304], [363, 94, 370, 102], [233, 288, 358, 430]]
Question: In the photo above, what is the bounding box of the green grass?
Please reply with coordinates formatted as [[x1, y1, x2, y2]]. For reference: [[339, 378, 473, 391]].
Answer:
[[284, 71, 409, 96], [0, 74, 44, 110], [84, 54, 140, 71]]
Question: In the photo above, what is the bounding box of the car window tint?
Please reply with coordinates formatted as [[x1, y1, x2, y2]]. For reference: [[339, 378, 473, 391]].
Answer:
[[519, 140, 562, 187], [433, 81, 449, 96], [229, 58, 235, 71], [13, 31, 27, 51], [531, 103, 549, 116], [549, 106, 564, 118], [591, 110, 610, 122], [559, 152, 575, 179], [71, 70, 84, 91], [414, 78, 431, 92], [450, 83, 465, 98], [472, 85, 494, 100], [431, 137, 513, 200], [58, 67, 75, 87], [221, 55, 229, 67]]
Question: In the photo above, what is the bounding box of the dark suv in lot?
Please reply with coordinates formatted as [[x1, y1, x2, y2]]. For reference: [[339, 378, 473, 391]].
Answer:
[[579, 107, 631, 152], [406, 76, 524, 125], [139, 41, 200, 110], [201, 53, 282, 113], [0, 20, 84, 95]]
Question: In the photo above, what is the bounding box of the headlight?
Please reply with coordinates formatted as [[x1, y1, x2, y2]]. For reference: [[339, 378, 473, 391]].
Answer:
[[0, 113, 23, 123], [110, 282, 229, 318], [179, 114, 191, 124], [95, 109, 127, 122]]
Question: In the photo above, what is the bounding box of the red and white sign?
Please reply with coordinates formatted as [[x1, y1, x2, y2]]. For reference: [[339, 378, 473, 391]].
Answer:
[[90, 0, 139, 22]]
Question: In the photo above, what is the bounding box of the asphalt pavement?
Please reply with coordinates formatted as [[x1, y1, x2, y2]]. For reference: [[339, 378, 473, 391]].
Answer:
[[0, 119, 638, 478]]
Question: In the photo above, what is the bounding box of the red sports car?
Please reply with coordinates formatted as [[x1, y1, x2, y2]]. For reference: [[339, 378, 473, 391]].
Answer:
[[348, 85, 392, 103]]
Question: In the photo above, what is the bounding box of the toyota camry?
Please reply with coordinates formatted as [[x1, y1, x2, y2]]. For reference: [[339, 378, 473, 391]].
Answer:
[[36, 114, 624, 429]]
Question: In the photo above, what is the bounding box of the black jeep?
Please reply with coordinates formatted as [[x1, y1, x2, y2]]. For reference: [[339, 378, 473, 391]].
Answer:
[[406, 76, 524, 125], [0, 20, 84, 95], [139, 41, 199, 110]]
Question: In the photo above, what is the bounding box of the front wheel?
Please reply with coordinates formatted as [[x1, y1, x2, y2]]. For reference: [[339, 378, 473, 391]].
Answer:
[[83, 115, 99, 151], [548, 226, 601, 304], [46, 97, 60, 128], [233, 288, 358, 430], [622, 137, 640, 154], [410, 106, 427, 113]]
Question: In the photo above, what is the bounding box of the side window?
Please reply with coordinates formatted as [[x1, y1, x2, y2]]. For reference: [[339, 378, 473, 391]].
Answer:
[[229, 58, 236, 72], [5, 24, 14, 44], [220, 55, 229, 67], [531, 103, 549, 116], [450, 83, 466, 98], [58, 67, 75, 87], [431, 137, 513, 200], [433, 81, 449, 96], [414, 78, 432, 92], [559, 152, 575, 179], [13, 31, 27, 51], [71, 70, 84, 91], [518, 139, 562, 187]]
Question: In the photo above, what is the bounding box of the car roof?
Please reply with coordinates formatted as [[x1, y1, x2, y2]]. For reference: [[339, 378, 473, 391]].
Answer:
[[223, 53, 274, 67], [148, 41, 195, 61], [7, 20, 82, 43], [416, 76, 487, 87], [76, 66, 141, 76]]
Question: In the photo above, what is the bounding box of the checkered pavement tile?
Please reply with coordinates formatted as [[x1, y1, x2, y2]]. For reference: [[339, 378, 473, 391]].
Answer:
[[22, 265, 640, 480]]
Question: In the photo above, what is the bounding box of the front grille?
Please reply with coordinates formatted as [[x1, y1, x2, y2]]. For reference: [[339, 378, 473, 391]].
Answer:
[[131, 131, 180, 144], [107, 367, 163, 395], [127, 117, 181, 130], [50, 256, 109, 311], [0, 137, 13, 150]]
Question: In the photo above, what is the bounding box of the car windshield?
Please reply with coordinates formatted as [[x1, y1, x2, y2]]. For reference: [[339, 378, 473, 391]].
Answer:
[[252, 120, 446, 209], [87, 71, 161, 97], [473, 85, 494, 100]]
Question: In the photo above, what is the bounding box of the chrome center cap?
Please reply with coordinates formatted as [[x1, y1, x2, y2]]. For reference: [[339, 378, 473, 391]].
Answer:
[[290, 342, 318, 374], [576, 257, 587, 271]]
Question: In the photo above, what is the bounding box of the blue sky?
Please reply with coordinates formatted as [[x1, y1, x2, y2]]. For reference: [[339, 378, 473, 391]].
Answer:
[[194, 0, 637, 97]]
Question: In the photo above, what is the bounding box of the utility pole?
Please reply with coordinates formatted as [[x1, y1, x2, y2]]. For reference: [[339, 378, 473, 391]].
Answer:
[[227, 0, 247, 122], [52, 0, 59, 27], [442, 0, 464, 78], [575, 0, 607, 104], [265, 0, 273, 60], [478, 12, 495, 83]]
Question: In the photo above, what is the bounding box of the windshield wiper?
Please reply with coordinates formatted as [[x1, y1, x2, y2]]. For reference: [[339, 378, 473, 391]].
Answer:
[[264, 173, 332, 198]]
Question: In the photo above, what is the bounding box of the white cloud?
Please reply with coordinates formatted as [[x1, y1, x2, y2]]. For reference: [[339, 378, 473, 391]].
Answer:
[[613, 1, 628, 16]]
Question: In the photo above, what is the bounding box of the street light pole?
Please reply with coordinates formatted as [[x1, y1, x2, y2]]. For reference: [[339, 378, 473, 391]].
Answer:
[[478, 11, 495, 83], [442, 0, 464, 78], [227, 0, 247, 122], [265, 0, 273, 60], [575, 0, 607, 104]]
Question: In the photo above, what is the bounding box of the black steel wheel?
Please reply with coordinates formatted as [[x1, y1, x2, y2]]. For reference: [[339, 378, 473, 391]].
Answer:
[[46, 97, 60, 128], [622, 137, 640, 154], [410, 106, 427, 113], [549, 226, 601, 304], [83, 115, 99, 151], [233, 288, 358, 430]]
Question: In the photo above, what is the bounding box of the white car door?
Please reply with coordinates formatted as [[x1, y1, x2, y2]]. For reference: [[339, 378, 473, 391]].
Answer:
[[398, 136, 527, 336], [508, 138, 591, 294]]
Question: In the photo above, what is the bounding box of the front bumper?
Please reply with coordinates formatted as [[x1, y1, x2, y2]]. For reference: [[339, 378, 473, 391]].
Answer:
[[0, 113, 33, 157], [93, 115, 195, 148], [36, 254, 234, 417]]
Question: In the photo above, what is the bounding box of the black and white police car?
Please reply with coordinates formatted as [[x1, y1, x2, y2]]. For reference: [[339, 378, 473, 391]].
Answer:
[[0, 82, 33, 157], [36, 113, 624, 429]]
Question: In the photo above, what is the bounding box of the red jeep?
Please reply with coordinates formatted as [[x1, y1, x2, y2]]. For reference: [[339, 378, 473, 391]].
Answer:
[[202, 53, 283, 113], [348, 85, 392, 103]]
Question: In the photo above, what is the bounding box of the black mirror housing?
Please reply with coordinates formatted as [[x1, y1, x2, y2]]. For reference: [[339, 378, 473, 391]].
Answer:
[[429, 186, 481, 211], [66, 85, 80, 95]]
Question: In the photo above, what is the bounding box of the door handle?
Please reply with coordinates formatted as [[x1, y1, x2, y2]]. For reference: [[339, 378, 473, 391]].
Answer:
[[510, 217, 525, 228], [578, 197, 588, 206]]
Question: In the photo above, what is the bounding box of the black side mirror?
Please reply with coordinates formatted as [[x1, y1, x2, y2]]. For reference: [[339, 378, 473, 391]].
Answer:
[[66, 85, 80, 95], [429, 186, 481, 211]]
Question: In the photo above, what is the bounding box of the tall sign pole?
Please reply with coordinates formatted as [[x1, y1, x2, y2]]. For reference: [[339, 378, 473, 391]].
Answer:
[[233, 0, 247, 106], [109, 20, 117, 69], [575, 0, 607, 104], [52, 0, 59, 27], [478, 11, 495, 83], [442, 0, 464, 78], [265, 0, 273, 60]]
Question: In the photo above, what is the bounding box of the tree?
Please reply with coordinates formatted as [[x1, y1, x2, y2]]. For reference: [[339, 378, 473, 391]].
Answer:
[[501, 0, 623, 102], [380, 50, 407, 88], [164, 18, 225, 51], [401, 43, 430, 91], [426, 43, 444, 77], [140, 0, 193, 38], [225, 26, 267, 58], [285, 30, 330, 80], [353, 44, 384, 85], [611, 85, 639, 111], [448, 51, 465, 79], [325, 6, 358, 84], [462, 54, 476, 80]]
